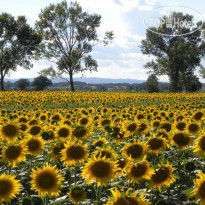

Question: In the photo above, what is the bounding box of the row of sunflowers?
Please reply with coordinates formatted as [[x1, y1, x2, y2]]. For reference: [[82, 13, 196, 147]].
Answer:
[[0, 91, 205, 204]]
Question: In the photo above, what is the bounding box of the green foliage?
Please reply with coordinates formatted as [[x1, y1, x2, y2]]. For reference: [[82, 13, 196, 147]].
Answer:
[[16, 79, 30, 90], [146, 74, 159, 93], [32, 75, 52, 91], [140, 12, 205, 92], [36, 1, 114, 91], [0, 13, 42, 91]]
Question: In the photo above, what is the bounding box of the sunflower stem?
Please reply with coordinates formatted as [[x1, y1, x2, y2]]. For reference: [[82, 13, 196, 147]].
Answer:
[[74, 166, 77, 185], [8, 166, 11, 174], [44, 194, 48, 205], [97, 186, 101, 205]]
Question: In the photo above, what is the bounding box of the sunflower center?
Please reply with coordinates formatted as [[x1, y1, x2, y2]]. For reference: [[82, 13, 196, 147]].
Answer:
[[199, 137, 205, 151], [151, 167, 170, 183], [66, 146, 85, 160], [27, 139, 40, 151], [114, 197, 139, 205], [117, 159, 126, 169], [176, 122, 186, 131], [127, 123, 137, 132], [2, 124, 18, 138], [30, 126, 41, 136], [96, 151, 111, 159], [90, 161, 111, 178], [80, 118, 89, 125], [188, 124, 199, 132], [138, 123, 147, 132], [131, 163, 147, 177], [53, 144, 64, 156], [199, 182, 205, 199], [173, 133, 189, 146], [19, 124, 27, 132], [71, 187, 84, 198], [126, 144, 143, 159], [58, 128, 69, 138], [6, 146, 22, 159], [0, 180, 11, 195], [101, 119, 111, 126], [73, 127, 87, 139], [161, 123, 171, 132], [95, 141, 104, 147], [37, 172, 55, 189], [148, 138, 163, 150], [193, 112, 203, 121]]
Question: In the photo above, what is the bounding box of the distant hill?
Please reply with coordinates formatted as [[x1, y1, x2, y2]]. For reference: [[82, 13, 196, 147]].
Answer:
[[5, 77, 146, 84]]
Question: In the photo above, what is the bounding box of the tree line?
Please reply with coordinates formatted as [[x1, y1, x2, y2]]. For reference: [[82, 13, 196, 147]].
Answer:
[[0, 1, 205, 92]]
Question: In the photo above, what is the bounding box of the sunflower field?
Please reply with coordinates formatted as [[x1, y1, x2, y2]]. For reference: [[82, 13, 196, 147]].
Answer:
[[1, 91, 205, 204]]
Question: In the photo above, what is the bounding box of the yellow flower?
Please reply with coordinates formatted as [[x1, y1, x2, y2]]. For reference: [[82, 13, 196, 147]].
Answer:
[[82, 156, 119, 187], [56, 125, 72, 139], [30, 165, 64, 197], [0, 123, 19, 142], [24, 135, 45, 156], [126, 160, 154, 184], [61, 141, 88, 166], [193, 135, 205, 157], [69, 185, 86, 205], [151, 161, 175, 192], [106, 188, 150, 205], [2, 143, 26, 167], [172, 132, 192, 149], [191, 172, 205, 205], [0, 173, 22, 204]]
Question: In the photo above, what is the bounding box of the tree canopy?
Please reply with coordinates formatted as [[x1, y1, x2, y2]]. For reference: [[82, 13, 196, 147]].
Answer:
[[141, 12, 205, 92], [36, 1, 114, 91], [0, 13, 42, 91]]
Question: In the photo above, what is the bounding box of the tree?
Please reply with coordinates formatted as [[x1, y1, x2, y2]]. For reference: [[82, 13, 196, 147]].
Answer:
[[146, 74, 159, 93], [186, 75, 202, 92], [36, 1, 114, 91], [0, 13, 42, 91], [16, 79, 30, 90], [32, 75, 52, 91], [141, 12, 205, 92]]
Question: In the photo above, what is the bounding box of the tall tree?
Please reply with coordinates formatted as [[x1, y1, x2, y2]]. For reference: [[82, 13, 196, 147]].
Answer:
[[36, 1, 114, 91], [146, 74, 159, 93], [0, 13, 42, 91], [32, 75, 52, 91], [16, 79, 30, 90], [141, 12, 205, 92]]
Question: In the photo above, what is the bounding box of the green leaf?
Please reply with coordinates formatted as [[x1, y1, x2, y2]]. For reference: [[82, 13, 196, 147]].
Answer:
[[181, 188, 194, 196]]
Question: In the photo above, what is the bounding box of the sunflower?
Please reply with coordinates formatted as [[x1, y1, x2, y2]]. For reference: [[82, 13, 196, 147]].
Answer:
[[147, 135, 167, 155], [49, 142, 65, 162], [30, 165, 64, 197], [193, 135, 205, 157], [122, 121, 138, 135], [29, 125, 42, 136], [61, 142, 88, 166], [126, 160, 154, 184], [172, 132, 192, 149], [191, 172, 205, 205], [152, 120, 161, 129], [187, 122, 200, 135], [2, 143, 26, 167], [24, 135, 45, 156], [72, 125, 91, 140], [92, 146, 117, 159], [93, 137, 107, 148], [69, 185, 86, 205], [106, 188, 150, 205], [78, 116, 91, 126], [0, 123, 19, 142], [175, 121, 187, 131], [150, 162, 175, 192], [82, 156, 119, 187], [137, 121, 149, 135], [19, 123, 29, 133], [0, 173, 22, 204], [192, 111, 204, 122], [56, 125, 72, 139], [122, 141, 146, 160], [160, 122, 172, 132], [39, 114, 48, 122], [115, 158, 129, 176]]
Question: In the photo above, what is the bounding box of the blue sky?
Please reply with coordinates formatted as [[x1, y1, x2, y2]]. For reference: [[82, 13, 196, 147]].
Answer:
[[1, 0, 205, 82]]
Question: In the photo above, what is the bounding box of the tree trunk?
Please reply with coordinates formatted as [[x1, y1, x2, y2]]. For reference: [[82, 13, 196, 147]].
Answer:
[[69, 72, 75, 92], [0, 76, 4, 91]]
